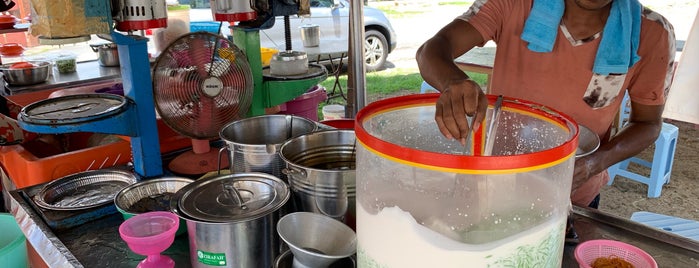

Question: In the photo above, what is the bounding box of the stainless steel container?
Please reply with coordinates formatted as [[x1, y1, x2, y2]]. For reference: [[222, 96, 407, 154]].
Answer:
[[0, 61, 50, 86], [171, 173, 290, 268], [219, 114, 318, 180], [273, 249, 356, 268], [300, 24, 320, 47], [279, 129, 356, 228], [269, 51, 309, 76], [576, 125, 600, 158], [90, 43, 120, 67]]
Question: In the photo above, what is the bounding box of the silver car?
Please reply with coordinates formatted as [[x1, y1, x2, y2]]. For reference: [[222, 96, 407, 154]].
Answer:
[[190, 0, 397, 72]]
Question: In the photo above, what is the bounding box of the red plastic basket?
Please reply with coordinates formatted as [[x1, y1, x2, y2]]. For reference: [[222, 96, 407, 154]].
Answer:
[[574, 239, 657, 268]]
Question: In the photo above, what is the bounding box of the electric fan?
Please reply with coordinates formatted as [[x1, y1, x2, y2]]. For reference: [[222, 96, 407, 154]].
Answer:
[[152, 32, 254, 175]]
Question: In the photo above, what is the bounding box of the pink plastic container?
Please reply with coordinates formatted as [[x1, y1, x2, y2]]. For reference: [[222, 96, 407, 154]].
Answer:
[[119, 211, 179, 268], [280, 86, 327, 121], [574, 239, 657, 268]]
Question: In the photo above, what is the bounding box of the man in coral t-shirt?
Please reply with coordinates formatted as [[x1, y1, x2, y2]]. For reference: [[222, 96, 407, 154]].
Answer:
[[416, 0, 675, 208]]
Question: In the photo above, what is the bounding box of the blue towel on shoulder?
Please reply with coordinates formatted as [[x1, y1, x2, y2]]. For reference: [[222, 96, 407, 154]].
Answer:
[[520, 0, 642, 75]]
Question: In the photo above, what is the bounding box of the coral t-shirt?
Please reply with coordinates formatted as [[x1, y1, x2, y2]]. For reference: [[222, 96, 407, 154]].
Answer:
[[457, 0, 676, 205]]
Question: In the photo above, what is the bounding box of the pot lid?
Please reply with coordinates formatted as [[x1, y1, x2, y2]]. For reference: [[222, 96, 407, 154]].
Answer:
[[19, 94, 129, 125], [273, 50, 307, 61], [176, 173, 289, 222]]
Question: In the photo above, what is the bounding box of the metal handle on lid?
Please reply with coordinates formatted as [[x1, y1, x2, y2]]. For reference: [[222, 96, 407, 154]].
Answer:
[[223, 184, 247, 210]]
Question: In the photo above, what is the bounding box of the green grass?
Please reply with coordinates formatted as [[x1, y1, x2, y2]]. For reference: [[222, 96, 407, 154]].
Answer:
[[313, 0, 485, 119], [317, 69, 488, 119]]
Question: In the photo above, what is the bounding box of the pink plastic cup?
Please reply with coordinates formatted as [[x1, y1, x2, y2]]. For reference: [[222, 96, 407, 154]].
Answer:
[[119, 211, 180, 268]]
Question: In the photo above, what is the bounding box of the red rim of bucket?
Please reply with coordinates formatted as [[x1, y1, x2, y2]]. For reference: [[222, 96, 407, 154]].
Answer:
[[320, 119, 354, 129], [355, 94, 579, 174]]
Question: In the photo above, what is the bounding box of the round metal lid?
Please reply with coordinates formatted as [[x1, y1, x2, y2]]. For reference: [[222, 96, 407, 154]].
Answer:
[[19, 93, 129, 125], [175, 173, 289, 222]]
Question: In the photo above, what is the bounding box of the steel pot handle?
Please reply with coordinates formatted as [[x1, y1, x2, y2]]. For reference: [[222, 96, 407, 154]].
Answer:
[[218, 147, 230, 175], [282, 166, 307, 179], [90, 44, 99, 53]]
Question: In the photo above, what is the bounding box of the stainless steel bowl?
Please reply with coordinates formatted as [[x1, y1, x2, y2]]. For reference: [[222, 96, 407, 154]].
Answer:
[[114, 177, 194, 217], [576, 125, 600, 158], [0, 61, 51, 86]]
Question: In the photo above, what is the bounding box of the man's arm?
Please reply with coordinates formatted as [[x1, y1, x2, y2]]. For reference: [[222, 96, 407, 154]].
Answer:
[[415, 20, 489, 142], [573, 102, 664, 193]]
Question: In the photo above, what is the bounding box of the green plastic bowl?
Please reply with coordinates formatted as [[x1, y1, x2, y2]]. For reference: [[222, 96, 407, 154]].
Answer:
[[0, 213, 27, 268]]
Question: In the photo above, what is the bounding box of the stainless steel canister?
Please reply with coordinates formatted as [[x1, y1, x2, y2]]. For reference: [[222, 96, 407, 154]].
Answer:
[[300, 24, 320, 47], [219, 114, 318, 180], [279, 129, 356, 228], [171, 173, 290, 268]]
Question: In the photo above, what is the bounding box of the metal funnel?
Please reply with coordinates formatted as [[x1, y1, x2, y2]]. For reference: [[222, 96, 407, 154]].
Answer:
[[277, 212, 357, 268]]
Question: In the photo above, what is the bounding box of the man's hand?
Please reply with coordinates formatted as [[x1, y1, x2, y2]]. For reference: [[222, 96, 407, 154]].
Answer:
[[434, 79, 488, 144]]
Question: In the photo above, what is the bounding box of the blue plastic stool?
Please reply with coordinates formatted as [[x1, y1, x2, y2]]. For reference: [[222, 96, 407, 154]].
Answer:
[[630, 211, 699, 241], [420, 81, 438, 93], [607, 122, 679, 198]]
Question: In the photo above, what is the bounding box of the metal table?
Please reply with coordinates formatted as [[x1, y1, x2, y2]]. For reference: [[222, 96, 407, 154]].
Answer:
[[291, 38, 348, 101], [9, 184, 699, 267], [2, 60, 121, 96]]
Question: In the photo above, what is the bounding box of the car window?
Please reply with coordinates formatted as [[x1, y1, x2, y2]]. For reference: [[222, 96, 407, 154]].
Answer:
[[310, 0, 334, 8]]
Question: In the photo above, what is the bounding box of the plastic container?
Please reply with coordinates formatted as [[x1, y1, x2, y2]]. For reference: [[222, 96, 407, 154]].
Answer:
[[119, 211, 179, 268], [355, 94, 579, 268], [189, 21, 221, 34], [280, 86, 327, 121], [320, 119, 355, 129], [0, 135, 133, 190], [0, 213, 28, 268], [54, 54, 77, 74], [261, 47, 278, 67], [322, 104, 345, 120], [575, 240, 657, 268]]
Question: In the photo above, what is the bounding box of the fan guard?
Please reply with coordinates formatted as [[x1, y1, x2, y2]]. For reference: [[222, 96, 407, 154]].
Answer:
[[152, 32, 254, 139]]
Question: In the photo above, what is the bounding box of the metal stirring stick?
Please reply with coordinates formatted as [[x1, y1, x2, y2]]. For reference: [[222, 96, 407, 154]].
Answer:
[[483, 95, 504, 156], [463, 114, 477, 155]]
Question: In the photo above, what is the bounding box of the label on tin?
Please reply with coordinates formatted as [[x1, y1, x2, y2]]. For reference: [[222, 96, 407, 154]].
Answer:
[[197, 250, 227, 266]]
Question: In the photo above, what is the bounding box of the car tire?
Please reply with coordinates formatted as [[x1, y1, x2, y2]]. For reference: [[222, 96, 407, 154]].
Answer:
[[364, 29, 388, 72]]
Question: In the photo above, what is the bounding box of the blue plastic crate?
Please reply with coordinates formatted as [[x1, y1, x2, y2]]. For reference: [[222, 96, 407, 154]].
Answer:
[[190, 21, 222, 34]]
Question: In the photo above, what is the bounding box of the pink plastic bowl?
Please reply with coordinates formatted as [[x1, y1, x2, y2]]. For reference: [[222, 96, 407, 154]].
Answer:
[[574, 239, 657, 268], [118, 211, 179, 256]]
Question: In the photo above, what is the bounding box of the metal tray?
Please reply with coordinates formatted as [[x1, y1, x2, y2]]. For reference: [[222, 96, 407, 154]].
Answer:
[[33, 168, 137, 211]]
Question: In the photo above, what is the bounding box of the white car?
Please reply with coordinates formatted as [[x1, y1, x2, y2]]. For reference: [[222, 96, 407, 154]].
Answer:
[[189, 0, 397, 72]]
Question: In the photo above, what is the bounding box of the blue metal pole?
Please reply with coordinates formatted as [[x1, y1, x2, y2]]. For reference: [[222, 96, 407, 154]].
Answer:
[[111, 32, 163, 178]]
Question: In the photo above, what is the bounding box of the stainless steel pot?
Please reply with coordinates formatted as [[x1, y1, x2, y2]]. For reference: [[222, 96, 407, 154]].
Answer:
[[219, 114, 318, 180], [300, 24, 320, 47], [171, 173, 290, 268], [269, 51, 308, 76], [90, 43, 119, 67], [279, 129, 356, 228]]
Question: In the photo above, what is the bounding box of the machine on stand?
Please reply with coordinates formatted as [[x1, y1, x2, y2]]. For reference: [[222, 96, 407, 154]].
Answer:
[[18, 0, 326, 178]]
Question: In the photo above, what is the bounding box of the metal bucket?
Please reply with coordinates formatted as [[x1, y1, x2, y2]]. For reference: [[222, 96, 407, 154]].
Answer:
[[219, 115, 318, 180], [171, 173, 290, 268], [300, 24, 320, 47], [279, 129, 356, 228]]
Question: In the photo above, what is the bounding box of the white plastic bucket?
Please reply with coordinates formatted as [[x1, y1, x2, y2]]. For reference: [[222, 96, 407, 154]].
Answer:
[[322, 104, 345, 120]]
